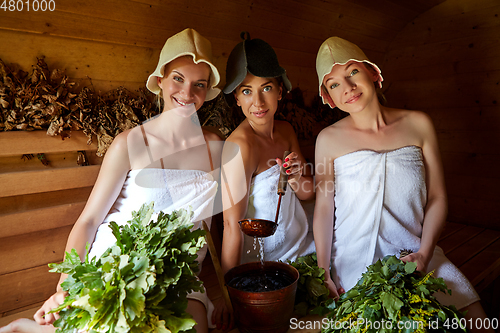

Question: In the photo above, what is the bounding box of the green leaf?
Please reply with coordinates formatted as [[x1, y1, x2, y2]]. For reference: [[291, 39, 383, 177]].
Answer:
[[404, 261, 417, 274], [380, 292, 403, 321]]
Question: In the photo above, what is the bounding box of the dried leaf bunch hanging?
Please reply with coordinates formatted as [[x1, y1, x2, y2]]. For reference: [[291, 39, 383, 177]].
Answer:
[[197, 93, 245, 138], [276, 88, 347, 142], [0, 57, 160, 156], [1, 57, 345, 156]]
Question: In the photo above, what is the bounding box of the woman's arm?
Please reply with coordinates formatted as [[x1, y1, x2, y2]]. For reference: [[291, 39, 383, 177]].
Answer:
[[220, 138, 255, 274], [312, 129, 341, 298], [402, 112, 447, 272], [34, 132, 132, 324], [280, 122, 315, 200]]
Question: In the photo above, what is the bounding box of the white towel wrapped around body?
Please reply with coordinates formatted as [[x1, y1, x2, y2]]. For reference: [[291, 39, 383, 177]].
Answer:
[[332, 145, 479, 309], [88, 168, 218, 324], [241, 164, 315, 264], [89, 168, 217, 262]]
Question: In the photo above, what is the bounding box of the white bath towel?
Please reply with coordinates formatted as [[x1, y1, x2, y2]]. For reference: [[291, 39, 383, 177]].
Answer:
[[89, 168, 217, 262], [332, 145, 479, 309], [87, 168, 218, 326], [241, 164, 315, 264]]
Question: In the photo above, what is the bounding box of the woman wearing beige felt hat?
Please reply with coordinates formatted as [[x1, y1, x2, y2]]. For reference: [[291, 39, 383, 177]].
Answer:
[[0, 28, 222, 333], [313, 37, 492, 333]]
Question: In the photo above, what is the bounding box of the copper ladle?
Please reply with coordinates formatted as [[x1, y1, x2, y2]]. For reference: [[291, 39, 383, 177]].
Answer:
[[239, 151, 290, 238]]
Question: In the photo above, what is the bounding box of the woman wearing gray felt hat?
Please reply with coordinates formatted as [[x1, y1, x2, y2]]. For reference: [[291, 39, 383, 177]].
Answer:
[[222, 32, 292, 103], [212, 32, 316, 331]]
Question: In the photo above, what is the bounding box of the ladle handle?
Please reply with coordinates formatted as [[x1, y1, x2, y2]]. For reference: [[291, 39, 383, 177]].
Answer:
[[278, 150, 291, 195], [202, 221, 234, 313]]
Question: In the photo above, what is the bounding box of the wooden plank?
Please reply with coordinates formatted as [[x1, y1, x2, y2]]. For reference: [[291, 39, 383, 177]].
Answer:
[[384, 71, 500, 109], [0, 0, 371, 61], [473, 260, 500, 294], [0, 165, 100, 198], [0, 187, 93, 216], [382, 55, 500, 87], [199, 257, 219, 292], [339, 0, 419, 26], [0, 225, 71, 275], [0, 6, 163, 49], [441, 151, 500, 178], [428, 106, 500, 132], [0, 131, 97, 157], [436, 130, 500, 155], [228, 0, 397, 47], [0, 303, 42, 324], [251, 0, 402, 36], [0, 265, 59, 314], [437, 130, 500, 155], [445, 174, 500, 202], [386, 0, 446, 13], [269, 0, 411, 32], [459, 238, 500, 293], [0, 30, 157, 90], [0, 202, 84, 238], [447, 197, 500, 228], [409, 0, 500, 24], [0, 151, 102, 173], [384, 35, 500, 72], [390, 4, 500, 48], [446, 229, 500, 268], [437, 225, 484, 255], [439, 221, 468, 241], [130, 0, 392, 53]]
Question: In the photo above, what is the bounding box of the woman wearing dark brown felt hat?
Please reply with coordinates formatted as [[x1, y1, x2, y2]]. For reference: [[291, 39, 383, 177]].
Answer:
[[213, 33, 316, 331]]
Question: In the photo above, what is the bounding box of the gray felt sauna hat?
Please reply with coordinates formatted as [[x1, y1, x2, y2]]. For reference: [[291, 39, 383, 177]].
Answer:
[[223, 32, 292, 105]]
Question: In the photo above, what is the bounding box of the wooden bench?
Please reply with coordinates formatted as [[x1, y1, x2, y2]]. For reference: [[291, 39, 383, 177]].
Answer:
[[437, 222, 500, 319], [1, 130, 499, 327]]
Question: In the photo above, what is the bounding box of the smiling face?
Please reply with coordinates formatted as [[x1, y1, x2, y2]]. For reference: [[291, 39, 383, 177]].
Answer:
[[322, 61, 379, 113], [233, 73, 282, 124], [157, 56, 210, 115]]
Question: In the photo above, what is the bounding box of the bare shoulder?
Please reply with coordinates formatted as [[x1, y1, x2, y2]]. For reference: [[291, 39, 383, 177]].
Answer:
[[388, 108, 433, 126], [107, 129, 131, 156], [398, 109, 436, 135], [412, 110, 434, 128], [97, 128, 133, 171], [315, 120, 348, 160], [316, 116, 350, 144], [224, 121, 253, 155], [226, 121, 251, 143]]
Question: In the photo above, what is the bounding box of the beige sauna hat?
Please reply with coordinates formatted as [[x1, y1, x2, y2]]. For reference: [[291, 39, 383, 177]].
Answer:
[[146, 28, 221, 101], [316, 36, 383, 108]]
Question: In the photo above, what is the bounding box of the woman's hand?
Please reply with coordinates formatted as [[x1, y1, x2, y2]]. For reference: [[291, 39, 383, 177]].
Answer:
[[276, 152, 303, 186], [33, 290, 68, 325], [211, 297, 234, 332], [400, 251, 430, 272], [324, 277, 345, 301]]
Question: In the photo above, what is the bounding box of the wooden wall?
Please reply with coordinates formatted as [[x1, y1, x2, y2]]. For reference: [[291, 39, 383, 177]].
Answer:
[[0, 0, 437, 102], [0, 132, 101, 317], [382, 0, 500, 230]]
